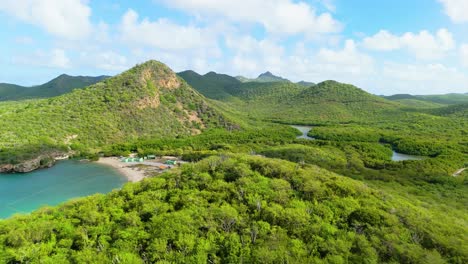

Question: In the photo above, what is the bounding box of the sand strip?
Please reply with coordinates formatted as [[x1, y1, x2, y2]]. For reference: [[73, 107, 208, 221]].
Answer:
[[97, 157, 146, 182]]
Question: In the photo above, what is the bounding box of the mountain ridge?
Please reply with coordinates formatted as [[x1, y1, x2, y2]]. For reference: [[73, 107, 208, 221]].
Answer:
[[0, 74, 110, 101]]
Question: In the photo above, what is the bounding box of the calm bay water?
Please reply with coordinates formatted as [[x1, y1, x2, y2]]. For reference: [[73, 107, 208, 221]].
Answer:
[[0, 160, 127, 219]]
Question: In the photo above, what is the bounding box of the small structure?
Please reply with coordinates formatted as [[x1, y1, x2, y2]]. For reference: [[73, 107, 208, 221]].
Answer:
[[147, 155, 156, 160], [158, 165, 167, 170], [165, 160, 177, 165]]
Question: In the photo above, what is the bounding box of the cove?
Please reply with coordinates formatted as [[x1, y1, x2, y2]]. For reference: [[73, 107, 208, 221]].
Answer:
[[0, 160, 127, 219]]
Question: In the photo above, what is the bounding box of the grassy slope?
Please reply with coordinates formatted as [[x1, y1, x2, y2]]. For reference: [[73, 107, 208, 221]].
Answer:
[[0, 75, 109, 101]]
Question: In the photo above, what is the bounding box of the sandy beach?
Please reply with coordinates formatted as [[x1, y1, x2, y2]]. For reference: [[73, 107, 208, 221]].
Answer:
[[97, 157, 146, 182]]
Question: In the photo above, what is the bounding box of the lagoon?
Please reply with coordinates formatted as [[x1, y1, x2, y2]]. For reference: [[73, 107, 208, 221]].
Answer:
[[0, 160, 127, 219]]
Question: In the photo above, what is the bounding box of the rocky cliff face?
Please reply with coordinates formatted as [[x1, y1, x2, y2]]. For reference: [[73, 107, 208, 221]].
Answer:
[[0, 154, 60, 173]]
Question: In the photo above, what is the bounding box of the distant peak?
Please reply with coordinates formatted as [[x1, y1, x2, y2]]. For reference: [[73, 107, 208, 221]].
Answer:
[[258, 71, 275, 78]]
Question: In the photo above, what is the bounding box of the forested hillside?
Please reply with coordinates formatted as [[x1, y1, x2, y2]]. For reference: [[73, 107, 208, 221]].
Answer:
[[180, 72, 401, 123], [1, 154, 466, 263], [0, 62, 466, 263], [0, 61, 235, 170], [0, 74, 109, 101]]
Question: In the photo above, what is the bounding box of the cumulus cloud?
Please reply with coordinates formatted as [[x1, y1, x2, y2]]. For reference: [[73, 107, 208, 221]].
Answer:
[[13, 49, 71, 68], [0, 0, 92, 40], [161, 0, 342, 36], [120, 9, 218, 52], [438, 0, 468, 23], [315, 39, 374, 75], [362, 28, 455, 59], [79, 51, 129, 71], [380, 62, 468, 94]]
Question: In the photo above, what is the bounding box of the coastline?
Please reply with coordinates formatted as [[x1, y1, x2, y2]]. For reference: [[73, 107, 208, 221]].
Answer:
[[96, 157, 147, 182]]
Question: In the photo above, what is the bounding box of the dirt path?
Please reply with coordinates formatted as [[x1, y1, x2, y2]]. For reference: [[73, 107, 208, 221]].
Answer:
[[453, 168, 466, 177]]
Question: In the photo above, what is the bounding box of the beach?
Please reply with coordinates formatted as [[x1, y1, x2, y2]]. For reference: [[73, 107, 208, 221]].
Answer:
[[97, 157, 147, 182]]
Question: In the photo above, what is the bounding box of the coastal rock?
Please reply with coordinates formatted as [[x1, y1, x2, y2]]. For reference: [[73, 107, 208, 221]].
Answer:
[[0, 154, 58, 173]]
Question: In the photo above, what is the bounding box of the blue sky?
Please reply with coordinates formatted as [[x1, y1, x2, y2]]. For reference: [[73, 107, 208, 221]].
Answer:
[[1, 0, 468, 95]]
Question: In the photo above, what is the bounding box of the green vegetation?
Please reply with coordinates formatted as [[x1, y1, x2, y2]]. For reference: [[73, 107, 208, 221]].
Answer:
[[0, 61, 466, 263], [0, 74, 109, 101], [384, 93, 468, 106], [177, 71, 241, 100], [235, 71, 290, 83], [1, 154, 466, 263], [0, 61, 234, 165]]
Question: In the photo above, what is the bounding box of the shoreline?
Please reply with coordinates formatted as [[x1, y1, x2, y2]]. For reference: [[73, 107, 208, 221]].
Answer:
[[96, 157, 147, 183]]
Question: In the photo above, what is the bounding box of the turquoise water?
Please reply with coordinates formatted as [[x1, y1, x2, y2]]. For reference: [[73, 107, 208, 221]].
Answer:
[[292, 125, 315, 140], [0, 160, 127, 219], [391, 151, 424, 161]]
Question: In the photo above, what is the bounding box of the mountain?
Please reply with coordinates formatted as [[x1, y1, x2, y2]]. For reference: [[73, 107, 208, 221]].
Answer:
[[177, 70, 241, 100], [236, 71, 290, 83], [0, 61, 234, 172], [0, 74, 110, 101]]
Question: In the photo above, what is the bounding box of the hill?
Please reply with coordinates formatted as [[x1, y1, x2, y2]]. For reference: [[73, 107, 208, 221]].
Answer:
[[0, 74, 109, 101], [429, 103, 468, 118], [177, 70, 241, 100], [0, 61, 235, 172], [383, 93, 468, 107], [180, 72, 400, 123], [236, 71, 290, 83], [0, 154, 466, 263]]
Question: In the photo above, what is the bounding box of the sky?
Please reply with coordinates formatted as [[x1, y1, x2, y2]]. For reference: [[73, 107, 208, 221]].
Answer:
[[0, 0, 468, 95]]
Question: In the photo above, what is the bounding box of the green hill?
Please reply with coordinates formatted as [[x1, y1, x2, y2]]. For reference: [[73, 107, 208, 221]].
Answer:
[[177, 70, 241, 100], [0, 61, 234, 171], [430, 103, 468, 118], [181, 74, 400, 124], [236, 71, 290, 83], [0, 74, 109, 101], [384, 93, 468, 107], [0, 154, 466, 263]]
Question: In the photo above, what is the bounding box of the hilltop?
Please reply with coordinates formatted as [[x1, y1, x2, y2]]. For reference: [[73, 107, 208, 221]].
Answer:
[[180, 71, 400, 123], [0, 74, 109, 101], [177, 70, 241, 100], [0, 60, 235, 172], [383, 93, 468, 108], [236, 71, 290, 83]]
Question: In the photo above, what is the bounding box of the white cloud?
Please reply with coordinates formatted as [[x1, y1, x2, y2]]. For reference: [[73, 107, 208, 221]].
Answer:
[[161, 0, 342, 36], [460, 44, 468, 67], [0, 0, 92, 40], [79, 51, 129, 71], [120, 9, 218, 51], [380, 62, 468, 94], [13, 49, 71, 68], [438, 0, 468, 23], [315, 39, 374, 75], [362, 28, 455, 59]]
